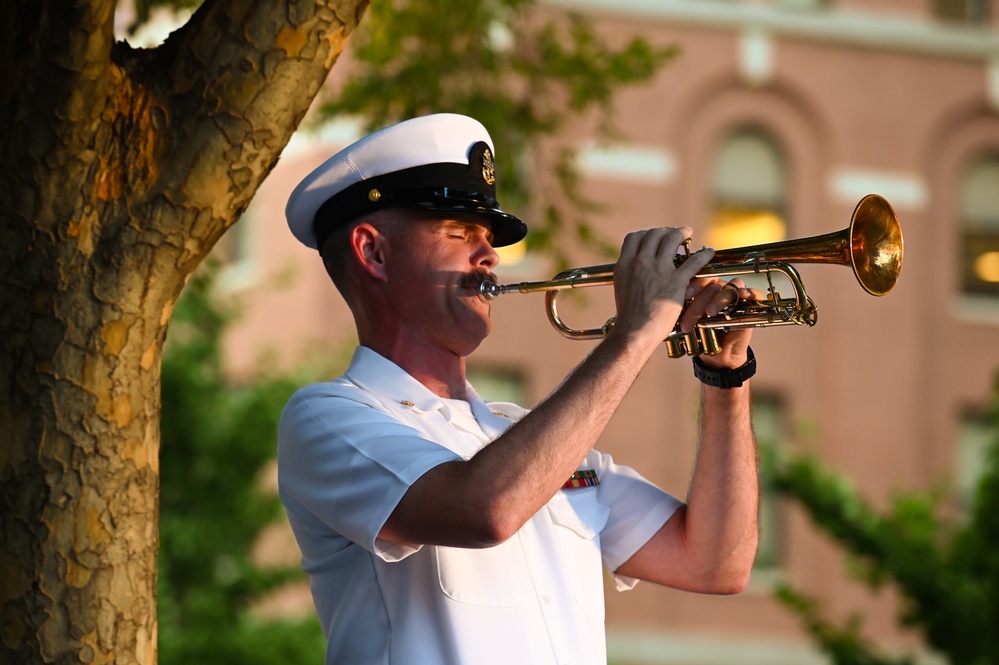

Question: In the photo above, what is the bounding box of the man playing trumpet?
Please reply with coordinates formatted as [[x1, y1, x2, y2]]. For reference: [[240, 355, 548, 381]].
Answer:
[[278, 113, 761, 665]]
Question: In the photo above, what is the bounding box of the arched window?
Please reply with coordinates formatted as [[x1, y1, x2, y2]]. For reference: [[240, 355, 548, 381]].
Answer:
[[708, 129, 787, 259], [958, 156, 999, 301]]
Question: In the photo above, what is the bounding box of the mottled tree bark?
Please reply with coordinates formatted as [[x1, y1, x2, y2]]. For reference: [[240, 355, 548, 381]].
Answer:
[[0, 1, 368, 662]]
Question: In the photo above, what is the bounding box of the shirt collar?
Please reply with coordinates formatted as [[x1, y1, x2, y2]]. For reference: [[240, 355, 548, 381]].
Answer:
[[344, 346, 449, 414], [344, 346, 517, 439]]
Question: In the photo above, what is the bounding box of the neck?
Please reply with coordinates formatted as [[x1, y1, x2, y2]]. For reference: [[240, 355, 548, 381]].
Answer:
[[358, 326, 471, 401], [350, 284, 482, 401], [398, 351, 470, 401]]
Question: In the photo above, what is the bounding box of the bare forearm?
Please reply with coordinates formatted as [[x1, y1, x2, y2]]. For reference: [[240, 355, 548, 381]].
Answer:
[[684, 382, 759, 588], [381, 328, 662, 547], [615, 379, 758, 593], [477, 329, 664, 527]]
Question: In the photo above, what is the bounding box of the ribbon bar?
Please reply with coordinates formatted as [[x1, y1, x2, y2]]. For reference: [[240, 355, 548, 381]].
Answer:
[[562, 469, 599, 489]]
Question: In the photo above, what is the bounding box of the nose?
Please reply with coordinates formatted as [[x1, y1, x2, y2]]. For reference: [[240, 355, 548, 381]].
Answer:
[[472, 233, 501, 269]]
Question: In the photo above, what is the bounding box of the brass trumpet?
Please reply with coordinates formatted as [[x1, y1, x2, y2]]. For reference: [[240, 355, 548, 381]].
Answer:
[[479, 194, 903, 358]]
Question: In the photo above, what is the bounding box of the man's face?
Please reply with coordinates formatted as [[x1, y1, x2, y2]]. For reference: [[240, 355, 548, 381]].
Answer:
[[384, 212, 501, 357]]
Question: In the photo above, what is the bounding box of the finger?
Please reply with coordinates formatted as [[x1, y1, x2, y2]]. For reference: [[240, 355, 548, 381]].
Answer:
[[680, 279, 726, 332], [706, 279, 746, 316], [673, 245, 715, 283], [685, 275, 715, 300], [618, 227, 679, 267], [635, 227, 691, 265], [656, 226, 693, 259], [618, 229, 646, 263]]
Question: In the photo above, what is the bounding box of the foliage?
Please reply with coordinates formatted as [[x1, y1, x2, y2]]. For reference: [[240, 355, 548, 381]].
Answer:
[[319, 0, 677, 265], [774, 585, 913, 665], [768, 379, 999, 665], [158, 268, 326, 665]]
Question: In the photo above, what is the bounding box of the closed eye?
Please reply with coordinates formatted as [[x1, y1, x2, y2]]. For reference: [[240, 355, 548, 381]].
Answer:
[[441, 220, 493, 245]]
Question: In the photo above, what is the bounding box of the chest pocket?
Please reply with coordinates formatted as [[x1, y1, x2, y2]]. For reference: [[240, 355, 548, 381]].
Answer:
[[547, 489, 610, 620], [435, 537, 523, 607]]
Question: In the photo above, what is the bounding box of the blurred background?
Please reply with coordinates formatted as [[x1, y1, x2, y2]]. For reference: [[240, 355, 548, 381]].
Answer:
[[127, 0, 999, 663]]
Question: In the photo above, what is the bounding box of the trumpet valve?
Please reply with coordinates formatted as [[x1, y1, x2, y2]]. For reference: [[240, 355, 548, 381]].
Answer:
[[682, 331, 702, 356], [664, 336, 686, 358], [697, 327, 722, 356]]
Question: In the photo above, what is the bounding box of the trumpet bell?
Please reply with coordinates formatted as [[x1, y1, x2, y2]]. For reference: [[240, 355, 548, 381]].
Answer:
[[706, 193, 903, 297], [849, 194, 904, 297]]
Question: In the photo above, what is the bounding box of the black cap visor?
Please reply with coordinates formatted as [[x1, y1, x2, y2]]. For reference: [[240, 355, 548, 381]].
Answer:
[[393, 187, 527, 247]]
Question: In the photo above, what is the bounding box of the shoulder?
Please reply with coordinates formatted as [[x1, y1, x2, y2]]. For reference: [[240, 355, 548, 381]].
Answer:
[[279, 376, 392, 445], [284, 376, 379, 414]]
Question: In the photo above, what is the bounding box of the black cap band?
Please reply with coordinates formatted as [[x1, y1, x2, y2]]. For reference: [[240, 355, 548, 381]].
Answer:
[[312, 141, 527, 248]]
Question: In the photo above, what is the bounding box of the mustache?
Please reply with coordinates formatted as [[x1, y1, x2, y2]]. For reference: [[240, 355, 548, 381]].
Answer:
[[458, 269, 496, 290]]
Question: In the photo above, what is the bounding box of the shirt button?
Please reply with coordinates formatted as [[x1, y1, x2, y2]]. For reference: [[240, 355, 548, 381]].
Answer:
[[542, 594, 550, 605]]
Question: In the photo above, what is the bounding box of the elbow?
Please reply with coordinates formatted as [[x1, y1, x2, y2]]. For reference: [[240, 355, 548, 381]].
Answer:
[[698, 548, 757, 595], [707, 567, 753, 595], [460, 497, 525, 548], [683, 564, 752, 595], [688, 538, 758, 595]]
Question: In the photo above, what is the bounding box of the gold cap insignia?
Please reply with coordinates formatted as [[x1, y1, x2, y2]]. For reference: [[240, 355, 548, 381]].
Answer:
[[481, 148, 496, 185]]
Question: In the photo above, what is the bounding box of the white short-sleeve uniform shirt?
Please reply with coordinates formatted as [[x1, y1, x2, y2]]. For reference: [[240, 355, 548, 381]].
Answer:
[[278, 347, 682, 665]]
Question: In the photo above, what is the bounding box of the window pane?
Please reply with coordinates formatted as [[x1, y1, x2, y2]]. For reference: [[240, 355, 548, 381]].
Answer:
[[710, 130, 787, 291], [713, 132, 785, 207], [962, 158, 999, 223], [959, 157, 999, 299], [958, 413, 994, 513], [753, 395, 785, 570], [933, 0, 990, 24]]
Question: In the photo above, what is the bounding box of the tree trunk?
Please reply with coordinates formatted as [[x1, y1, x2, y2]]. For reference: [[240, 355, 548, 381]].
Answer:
[[0, 1, 368, 662]]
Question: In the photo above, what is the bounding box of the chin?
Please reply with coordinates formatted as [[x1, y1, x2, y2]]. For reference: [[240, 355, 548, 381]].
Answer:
[[451, 322, 491, 357]]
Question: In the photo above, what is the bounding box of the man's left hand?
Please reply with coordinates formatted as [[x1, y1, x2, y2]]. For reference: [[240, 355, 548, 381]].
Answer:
[[678, 277, 762, 369]]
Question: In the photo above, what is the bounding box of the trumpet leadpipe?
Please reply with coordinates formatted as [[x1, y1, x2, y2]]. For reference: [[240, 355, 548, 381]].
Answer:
[[479, 264, 616, 301]]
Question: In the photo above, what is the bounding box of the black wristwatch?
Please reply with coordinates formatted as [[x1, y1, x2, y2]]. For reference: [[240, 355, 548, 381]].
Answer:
[[692, 347, 756, 389]]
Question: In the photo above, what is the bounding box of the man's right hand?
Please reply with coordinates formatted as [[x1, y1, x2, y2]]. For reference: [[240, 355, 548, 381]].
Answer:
[[610, 227, 716, 347]]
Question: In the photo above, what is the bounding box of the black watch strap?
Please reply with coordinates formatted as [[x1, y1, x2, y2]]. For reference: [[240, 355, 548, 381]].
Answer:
[[692, 347, 756, 389]]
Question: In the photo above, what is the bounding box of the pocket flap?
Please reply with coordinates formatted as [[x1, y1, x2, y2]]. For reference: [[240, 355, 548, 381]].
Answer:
[[547, 490, 609, 539]]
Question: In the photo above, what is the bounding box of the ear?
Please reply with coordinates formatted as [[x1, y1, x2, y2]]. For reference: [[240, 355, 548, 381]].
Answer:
[[350, 222, 391, 282]]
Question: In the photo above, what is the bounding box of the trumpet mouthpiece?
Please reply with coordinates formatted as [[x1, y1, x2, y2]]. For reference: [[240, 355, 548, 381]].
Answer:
[[479, 278, 502, 301]]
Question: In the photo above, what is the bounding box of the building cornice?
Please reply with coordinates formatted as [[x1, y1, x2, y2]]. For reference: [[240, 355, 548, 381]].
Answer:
[[544, 0, 999, 60]]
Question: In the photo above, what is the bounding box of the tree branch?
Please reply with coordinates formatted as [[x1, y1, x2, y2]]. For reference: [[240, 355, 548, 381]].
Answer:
[[135, 0, 369, 240]]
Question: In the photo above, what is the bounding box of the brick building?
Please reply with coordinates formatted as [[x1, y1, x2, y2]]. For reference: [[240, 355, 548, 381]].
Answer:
[[221, 1, 999, 662]]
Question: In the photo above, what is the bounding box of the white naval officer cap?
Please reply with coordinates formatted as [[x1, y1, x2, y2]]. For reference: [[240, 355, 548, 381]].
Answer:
[[285, 113, 528, 250]]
